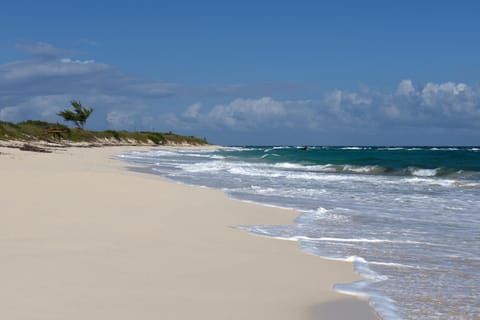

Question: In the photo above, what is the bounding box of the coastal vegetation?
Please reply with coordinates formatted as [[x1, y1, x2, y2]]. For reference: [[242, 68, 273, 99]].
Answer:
[[0, 120, 208, 146], [57, 100, 93, 129], [0, 100, 208, 147]]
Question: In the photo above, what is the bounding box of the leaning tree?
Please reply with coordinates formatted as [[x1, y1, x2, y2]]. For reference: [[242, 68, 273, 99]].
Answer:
[[57, 100, 93, 129]]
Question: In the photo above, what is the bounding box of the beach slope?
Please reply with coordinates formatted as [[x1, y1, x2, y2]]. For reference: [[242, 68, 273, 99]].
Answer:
[[0, 146, 378, 320]]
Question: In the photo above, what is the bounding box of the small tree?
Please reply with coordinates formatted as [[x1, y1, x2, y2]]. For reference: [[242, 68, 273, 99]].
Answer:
[[57, 100, 93, 129]]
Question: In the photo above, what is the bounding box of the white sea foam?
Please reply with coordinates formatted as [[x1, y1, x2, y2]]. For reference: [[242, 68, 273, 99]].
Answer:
[[303, 207, 351, 222], [277, 163, 386, 175], [368, 261, 416, 269], [312, 207, 329, 214], [272, 162, 309, 170], [314, 164, 339, 172], [220, 147, 247, 151], [249, 186, 276, 194], [334, 256, 404, 320], [180, 153, 215, 158], [334, 256, 389, 282], [336, 282, 401, 320], [344, 164, 385, 174], [177, 161, 230, 173], [285, 172, 375, 182], [401, 177, 459, 187], [261, 153, 280, 158], [148, 150, 179, 156], [379, 147, 404, 150], [341, 147, 364, 150], [271, 235, 423, 244], [228, 167, 283, 177], [408, 167, 439, 177]]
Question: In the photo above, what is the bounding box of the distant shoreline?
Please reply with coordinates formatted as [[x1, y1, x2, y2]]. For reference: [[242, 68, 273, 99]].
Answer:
[[0, 120, 210, 152]]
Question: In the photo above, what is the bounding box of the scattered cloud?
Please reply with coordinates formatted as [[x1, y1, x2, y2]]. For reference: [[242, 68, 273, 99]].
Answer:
[[0, 52, 173, 98], [420, 82, 477, 114], [183, 103, 203, 119], [206, 97, 287, 129], [0, 58, 108, 83], [0, 94, 70, 122], [106, 110, 136, 129], [15, 42, 68, 59]]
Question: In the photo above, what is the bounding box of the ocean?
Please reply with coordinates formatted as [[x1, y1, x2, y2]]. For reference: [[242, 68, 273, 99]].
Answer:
[[118, 146, 480, 320]]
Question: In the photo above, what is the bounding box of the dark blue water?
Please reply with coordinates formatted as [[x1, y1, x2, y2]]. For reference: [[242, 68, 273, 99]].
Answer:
[[119, 146, 480, 320]]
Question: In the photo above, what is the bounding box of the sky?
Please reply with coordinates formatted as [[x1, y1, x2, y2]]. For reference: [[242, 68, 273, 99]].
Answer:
[[1, 0, 480, 145]]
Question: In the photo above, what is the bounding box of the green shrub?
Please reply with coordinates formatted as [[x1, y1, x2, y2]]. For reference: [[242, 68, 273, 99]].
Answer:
[[0, 121, 25, 140]]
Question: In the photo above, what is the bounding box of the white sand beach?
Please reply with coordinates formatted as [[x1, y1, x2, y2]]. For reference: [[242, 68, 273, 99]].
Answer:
[[0, 146, 378, 320]]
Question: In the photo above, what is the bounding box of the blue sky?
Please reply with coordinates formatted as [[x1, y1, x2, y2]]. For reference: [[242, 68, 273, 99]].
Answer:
[[1, 0, 480, 145]]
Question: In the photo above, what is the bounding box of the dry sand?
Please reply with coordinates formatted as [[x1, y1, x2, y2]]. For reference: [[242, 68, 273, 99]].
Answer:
[[0, 146, 379, 320]]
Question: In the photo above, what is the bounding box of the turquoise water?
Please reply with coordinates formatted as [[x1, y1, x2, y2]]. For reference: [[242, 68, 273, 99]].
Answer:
[[226, 146, 480, 178], [119, 146, 480, 320]]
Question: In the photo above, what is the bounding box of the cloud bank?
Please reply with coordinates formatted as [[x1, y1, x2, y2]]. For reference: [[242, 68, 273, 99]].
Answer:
[[1, 42, 479, 144], [161, 80, 480, 132], [0, 43, 174, 127]]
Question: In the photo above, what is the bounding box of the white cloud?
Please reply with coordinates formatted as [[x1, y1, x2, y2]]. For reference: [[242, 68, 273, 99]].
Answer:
[[106, 111, 136, 129], [15, 42, 67, 59], [324, 90, 372, 108], [0, 106, 18, 121], [383, 105, 401, 119], [0, 59, 109, 82], [397, 79, 415, 96], [1, 43, 174, 98], [193, 97, 290, 130], [155, 97, 312, 132], [210, 97, 286, 124], [0, 94, 71, 122], [420, 82, 477, 115], [183, 103, 203, 119], [422, 82, 464, 106]]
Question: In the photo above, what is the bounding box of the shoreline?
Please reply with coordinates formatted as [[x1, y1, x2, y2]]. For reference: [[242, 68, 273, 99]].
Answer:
[[0, 145, 379, 319]]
